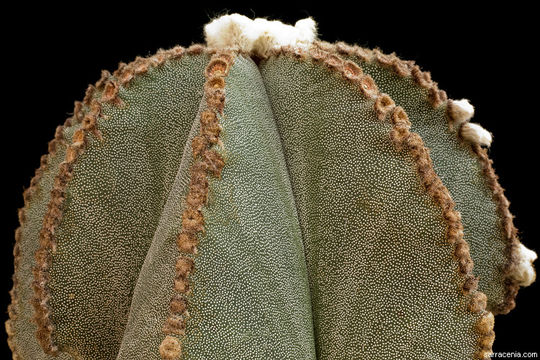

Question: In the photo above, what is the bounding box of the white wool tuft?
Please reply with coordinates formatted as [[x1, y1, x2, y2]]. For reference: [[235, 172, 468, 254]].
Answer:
[[449, 99, 475, 124], [511, 243, 537, 287], [204, 14, 253, 50], [204, 14, 317, 56], [460, 122, 493, 147]]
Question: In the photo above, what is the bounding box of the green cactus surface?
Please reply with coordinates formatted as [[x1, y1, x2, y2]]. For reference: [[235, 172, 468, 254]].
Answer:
[[6, 14, 536, 360]]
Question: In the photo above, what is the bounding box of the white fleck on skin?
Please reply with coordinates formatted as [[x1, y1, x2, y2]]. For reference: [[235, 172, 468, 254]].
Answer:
[[511, 243, 537, 286], [460, 122, 493, 147], [204, 13, 317, 56]]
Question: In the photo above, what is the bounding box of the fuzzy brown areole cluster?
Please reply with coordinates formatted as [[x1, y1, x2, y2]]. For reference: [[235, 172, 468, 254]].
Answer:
[[316, 41, 449, 108], [472, 145, 521, 315], [22, 86, 97, 355], [6, 101, 76, 359], [159, 51, 232, 360], [32, 87, 104, 356], [109, 45, 200, 88]]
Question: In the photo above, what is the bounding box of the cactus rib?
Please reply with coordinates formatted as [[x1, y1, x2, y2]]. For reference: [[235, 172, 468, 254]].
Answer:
[[159, 51, 232, 360], [259, 45, 494, 359], [324, 40, 528, 314]]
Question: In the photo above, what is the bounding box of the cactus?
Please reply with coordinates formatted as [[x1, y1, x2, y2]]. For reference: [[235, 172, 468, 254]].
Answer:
[[6, 13, 537, 360]]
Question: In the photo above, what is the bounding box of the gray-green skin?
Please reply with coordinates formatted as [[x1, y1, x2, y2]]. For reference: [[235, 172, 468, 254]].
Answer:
[[8, 48, 500, 359], [340, 51, 509, 312]]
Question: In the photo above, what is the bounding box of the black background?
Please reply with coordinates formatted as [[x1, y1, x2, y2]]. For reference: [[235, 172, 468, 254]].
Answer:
[[2, 3, 538, 358]]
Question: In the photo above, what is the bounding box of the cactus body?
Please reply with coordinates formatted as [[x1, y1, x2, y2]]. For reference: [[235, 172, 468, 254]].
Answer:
[[6, 14, 536, 360]]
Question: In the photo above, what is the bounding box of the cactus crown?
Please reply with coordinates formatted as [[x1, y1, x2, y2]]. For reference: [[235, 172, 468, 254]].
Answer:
[[6, 13, 536, 360]]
